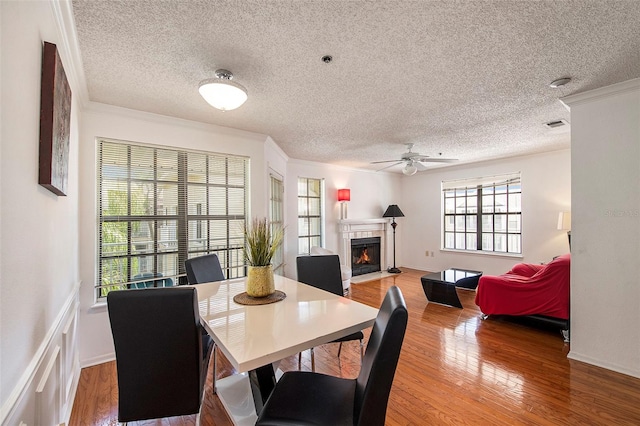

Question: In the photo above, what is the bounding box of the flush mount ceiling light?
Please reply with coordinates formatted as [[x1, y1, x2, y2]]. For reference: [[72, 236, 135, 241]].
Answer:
[[198, 69, 248, 111], [403, 161, 418, 176]]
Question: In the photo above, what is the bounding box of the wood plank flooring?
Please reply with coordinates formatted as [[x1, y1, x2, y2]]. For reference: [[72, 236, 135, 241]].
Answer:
[[69, 268, 640, 425]]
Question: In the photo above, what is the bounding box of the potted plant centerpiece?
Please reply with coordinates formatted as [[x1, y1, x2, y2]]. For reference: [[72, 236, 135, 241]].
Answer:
[[243, 218, 284, 297]]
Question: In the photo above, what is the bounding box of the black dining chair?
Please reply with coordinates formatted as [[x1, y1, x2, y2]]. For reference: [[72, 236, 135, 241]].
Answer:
[[255, 285, 408, 426], [184, 253, 225, 284], [296, 255, 364, 371], [130, 272, 174, 289], [107, 287, 213, 423], [184, 253, 226, 392]]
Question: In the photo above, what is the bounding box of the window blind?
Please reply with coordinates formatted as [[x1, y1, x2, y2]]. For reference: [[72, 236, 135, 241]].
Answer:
[[442, 172, 522, 254], [441, 172, 521, 191], [97, 139, 248, 298]]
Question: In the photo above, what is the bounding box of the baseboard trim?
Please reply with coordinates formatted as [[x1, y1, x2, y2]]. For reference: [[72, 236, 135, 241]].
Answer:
[[81, 353, 116, 369], [568, 350, 640, 380]]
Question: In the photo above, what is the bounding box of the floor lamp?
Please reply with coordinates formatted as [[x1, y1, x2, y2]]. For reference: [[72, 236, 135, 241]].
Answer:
[[557, 211, 572, 251], [383, 204, 405, 274]]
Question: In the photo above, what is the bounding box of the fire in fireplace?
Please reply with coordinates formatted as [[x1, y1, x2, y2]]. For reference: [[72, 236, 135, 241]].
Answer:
[[351, 237, 381, 276]]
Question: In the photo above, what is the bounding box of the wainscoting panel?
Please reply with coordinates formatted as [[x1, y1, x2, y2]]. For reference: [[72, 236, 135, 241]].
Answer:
[[61, 310, 79, 417], [35, 346, 61, 426], [0, 284, 80, 426]]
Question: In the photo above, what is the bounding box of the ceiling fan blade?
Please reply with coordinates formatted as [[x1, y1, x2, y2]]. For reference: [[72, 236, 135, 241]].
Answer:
[[414, 161, 429, 171], [376, 161, 403, 171], [371, 159, 403, 164], [416, 158, 459, 163], [408, 155, 431, 162]]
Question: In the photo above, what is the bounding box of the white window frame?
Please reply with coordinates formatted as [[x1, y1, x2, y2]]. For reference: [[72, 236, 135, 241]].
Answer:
[[297, 177, 324, 255], [96, 138, 249, 299], [442, 172, 522, 255], [269, 172, 285, 274]]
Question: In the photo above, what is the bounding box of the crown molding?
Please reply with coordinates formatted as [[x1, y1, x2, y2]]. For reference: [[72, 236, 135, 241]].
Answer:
[[50, 0, 90, 108], [85, 101, 271, 142], [265, 136, 290, 162], [561, 78, 640, 108]]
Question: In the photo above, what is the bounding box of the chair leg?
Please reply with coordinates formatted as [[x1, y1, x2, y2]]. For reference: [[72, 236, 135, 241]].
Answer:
[[299, 348, 315, 371], [212, 345, 217, 394], [311, 347, 315, 372], [196, 380, 205, 426]]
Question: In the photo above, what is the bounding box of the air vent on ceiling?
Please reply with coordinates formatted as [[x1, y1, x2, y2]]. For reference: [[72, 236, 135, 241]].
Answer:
[[544, 119, 569, 129]]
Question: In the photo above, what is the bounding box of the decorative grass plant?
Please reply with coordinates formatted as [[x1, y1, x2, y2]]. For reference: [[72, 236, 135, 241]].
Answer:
[[243, 218, 284, 298], [243, 218, 284, 267]]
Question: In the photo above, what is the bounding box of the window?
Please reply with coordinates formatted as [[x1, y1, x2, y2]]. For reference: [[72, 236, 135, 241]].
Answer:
[[269, 174, 284, 274], [97, 139, 248, 298], [297, 177, 323, 254], [443, 173, 521, 254]]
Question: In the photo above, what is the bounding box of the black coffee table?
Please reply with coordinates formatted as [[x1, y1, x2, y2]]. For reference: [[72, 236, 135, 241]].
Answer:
[[420, 268, 483, 308]]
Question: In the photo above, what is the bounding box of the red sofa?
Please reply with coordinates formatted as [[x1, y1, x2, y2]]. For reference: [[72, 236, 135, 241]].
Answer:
[[475, 253, 570, 320]]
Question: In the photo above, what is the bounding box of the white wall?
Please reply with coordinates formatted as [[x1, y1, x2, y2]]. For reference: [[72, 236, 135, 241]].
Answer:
[[265, 136, 289, 185], [284, 160, 403, 278], [401, 149, 572, 276], [1, 1, 81, 424], [563, 79, 640, 379], [77, 103, 273, 366]]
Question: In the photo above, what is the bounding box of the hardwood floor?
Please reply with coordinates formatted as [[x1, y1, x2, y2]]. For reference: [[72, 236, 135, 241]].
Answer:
[[69, 268, 640, 425]]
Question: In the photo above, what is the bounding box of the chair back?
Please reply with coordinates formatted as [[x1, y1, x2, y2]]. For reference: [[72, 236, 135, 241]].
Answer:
[[131, 272, 174, 289], [185, 253, 225, 284], [107, 287, 208, 422], [296, 255, 343, 296], [354, 285, 408, 426]]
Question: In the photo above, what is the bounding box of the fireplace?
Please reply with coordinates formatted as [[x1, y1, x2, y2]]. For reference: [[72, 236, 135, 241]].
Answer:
[[351, 237, 381, 276]]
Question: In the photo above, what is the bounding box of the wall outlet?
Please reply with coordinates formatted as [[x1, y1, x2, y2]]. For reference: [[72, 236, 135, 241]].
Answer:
[[431, 251, 435, 257], [425, 250, 429, 257]]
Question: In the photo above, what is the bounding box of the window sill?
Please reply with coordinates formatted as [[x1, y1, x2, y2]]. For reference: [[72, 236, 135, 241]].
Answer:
[[440, 248, 523, 259], [88, 301, 108, 313]]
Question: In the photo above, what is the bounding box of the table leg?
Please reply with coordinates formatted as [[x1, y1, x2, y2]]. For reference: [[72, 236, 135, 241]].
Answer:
[[248, 364, 276, 415]]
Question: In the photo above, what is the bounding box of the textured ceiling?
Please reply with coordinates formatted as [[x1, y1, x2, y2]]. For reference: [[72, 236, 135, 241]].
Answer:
[[71, 0, 640, 172]]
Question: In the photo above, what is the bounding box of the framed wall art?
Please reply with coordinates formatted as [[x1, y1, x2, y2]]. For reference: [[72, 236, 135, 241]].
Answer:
[[39, 41, 72, 196]]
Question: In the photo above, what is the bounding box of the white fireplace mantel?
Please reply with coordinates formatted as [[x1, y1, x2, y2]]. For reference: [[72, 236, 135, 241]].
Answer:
[[338, 218, 387, 226], [338, 218, 391, 275]]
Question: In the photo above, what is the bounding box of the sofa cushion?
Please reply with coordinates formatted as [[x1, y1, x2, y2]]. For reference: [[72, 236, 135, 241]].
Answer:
[[506, 262, 545, 278]]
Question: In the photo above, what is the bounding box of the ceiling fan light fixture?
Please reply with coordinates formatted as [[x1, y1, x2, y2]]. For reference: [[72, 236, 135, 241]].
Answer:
[[198, 69, 248, 111], [403, 163, 418, 176]]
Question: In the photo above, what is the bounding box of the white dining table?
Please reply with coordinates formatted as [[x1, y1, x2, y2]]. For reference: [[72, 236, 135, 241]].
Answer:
[[192, 274, 379, 425]]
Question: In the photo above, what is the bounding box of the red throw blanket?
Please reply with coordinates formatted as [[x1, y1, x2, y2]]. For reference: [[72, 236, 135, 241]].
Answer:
[[475, 254, 570, 319]]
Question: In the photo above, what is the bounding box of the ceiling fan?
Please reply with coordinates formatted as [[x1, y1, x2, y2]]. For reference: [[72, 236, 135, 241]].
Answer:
[[372, 143, 458, 175]]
